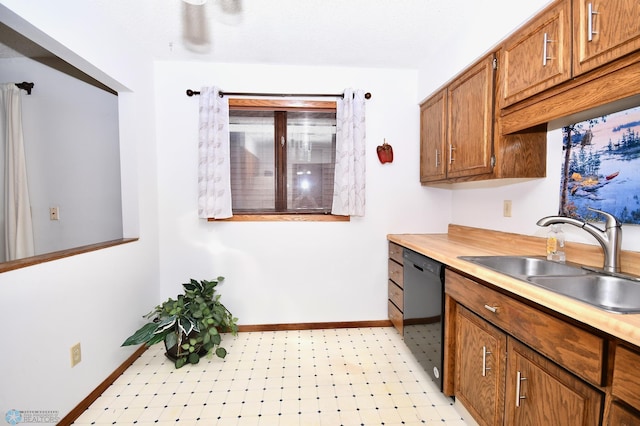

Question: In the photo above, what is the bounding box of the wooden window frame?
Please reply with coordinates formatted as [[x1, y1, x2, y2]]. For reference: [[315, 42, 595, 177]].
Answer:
[[208, 98, 349, 222]]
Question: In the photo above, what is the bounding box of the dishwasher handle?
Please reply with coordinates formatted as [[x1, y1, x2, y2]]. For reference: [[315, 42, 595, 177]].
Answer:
[[404, 248, 443, 277]]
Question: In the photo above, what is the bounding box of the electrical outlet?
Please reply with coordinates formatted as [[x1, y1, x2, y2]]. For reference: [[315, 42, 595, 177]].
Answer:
[[70, 342, 81, 367], [503, 200, 512, 217], [49, 206, 59, 221]]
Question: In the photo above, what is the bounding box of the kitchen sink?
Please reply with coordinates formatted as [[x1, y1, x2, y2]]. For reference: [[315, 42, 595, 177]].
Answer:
[[459, 256, 590, 277], [459, 255, 640, 314], [527, 275, 640, 314]]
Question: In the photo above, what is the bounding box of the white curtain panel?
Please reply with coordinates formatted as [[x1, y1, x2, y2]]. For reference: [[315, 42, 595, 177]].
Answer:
[[197, 86, 233, 219], [332, 88, 366, 216], [0, 84, 34, 260]]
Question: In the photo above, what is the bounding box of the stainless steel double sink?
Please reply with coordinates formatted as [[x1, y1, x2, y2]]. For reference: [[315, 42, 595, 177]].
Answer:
[[459, 256, 640, 314]]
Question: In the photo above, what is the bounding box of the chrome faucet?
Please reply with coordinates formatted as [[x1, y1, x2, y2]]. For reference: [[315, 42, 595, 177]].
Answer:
[[536, 208, 622, 273]]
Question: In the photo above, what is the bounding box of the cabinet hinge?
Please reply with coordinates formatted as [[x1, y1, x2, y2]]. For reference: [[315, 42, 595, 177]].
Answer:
[[492, 58, 498, 70], [491, 155, 496, 168]]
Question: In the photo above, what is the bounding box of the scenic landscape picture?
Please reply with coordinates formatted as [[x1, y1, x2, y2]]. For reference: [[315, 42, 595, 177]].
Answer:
[[559, 105, 640, 225]]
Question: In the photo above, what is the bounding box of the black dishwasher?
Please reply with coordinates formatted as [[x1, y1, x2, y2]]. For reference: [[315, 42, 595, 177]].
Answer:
[[402, 248, 445, 390]]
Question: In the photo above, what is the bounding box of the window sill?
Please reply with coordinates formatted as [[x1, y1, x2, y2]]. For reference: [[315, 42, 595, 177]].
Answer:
[[207, 214, 350, 222], [0, 238, 138, 273]]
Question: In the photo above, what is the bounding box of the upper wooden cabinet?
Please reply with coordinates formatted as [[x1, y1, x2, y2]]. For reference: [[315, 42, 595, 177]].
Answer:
[[573, 0, 640, 76], [501, 0, 640, 134], [420, 0, 640, 182], [447, 56, 495, 180], [420, 54, 495, 184], [501, 0, 572, 107], [420, 52, 547, 185], [420, 89, 447, 182]]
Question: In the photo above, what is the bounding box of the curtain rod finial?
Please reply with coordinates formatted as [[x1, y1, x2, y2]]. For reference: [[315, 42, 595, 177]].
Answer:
[[15, 82, 34, 95]]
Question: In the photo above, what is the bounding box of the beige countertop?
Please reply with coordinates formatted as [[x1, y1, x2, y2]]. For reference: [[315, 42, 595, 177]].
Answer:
[[388, 227, 640, 348]]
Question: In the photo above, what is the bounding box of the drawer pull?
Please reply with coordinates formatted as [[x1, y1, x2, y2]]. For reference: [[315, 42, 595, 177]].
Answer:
[[515, 371, 527, 407], [482, 346, 492, 377], [484, 304, 498, 313], [587, 3, 598, 42], [542, 32, 554, 66]]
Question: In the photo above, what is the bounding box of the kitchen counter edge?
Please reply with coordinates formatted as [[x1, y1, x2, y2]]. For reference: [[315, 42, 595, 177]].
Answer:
[[388, 231, 640, 349]]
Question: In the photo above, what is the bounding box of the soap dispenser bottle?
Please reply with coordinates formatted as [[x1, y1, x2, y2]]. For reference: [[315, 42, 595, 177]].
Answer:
[[546, 224, 566, 262]]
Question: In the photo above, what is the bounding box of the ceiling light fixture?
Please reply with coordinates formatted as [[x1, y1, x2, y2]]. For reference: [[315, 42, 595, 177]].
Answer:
[[182, 0, 207, 5]]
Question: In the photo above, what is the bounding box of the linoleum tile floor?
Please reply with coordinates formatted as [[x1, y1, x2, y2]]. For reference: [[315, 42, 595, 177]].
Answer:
[[72, 327, 469, 425]]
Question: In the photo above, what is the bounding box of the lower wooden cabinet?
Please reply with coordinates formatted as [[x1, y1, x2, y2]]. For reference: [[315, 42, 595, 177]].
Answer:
[[388, 242, 404, 334], [504, 338, 602, 425], [455, 306, 506, 426], [610, 345, 640, 425], [608, 403, 640, 426], [447, 269, 604, 425], [611, 345, 640, 408]]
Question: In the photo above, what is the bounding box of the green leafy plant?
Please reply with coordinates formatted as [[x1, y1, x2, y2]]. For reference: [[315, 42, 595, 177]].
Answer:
[[122, 277, 238, 368]]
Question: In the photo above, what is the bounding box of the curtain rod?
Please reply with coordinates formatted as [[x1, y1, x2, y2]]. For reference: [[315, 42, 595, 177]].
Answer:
[[185, 89, 371, 99], [15, 82, 34, 95]]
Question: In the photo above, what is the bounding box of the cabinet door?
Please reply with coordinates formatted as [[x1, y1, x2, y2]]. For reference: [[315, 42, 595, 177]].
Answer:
[[611, 345, 640, 409], [420, 89, 447, 183], [501, 0, 571, 106], [455, 306, 506, 426], [608, 403, 640, 426], [446, 54, 494, 179], [504, 338, 602, 426], [574, 0, 640, 76]]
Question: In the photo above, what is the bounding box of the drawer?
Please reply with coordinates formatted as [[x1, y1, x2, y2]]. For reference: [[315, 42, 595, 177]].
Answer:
[[388, 280, 403, 311], [612, 345, 640, 409], [389, 242, 403, 265], [388, 300, 403, 335], [445, 269, 605, 386], [388, 259, 403, 288]]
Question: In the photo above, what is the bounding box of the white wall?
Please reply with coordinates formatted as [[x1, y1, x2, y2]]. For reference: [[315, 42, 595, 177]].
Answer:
[[418, 0, 554, 97], [450, 128, 640, 252], [0, 1, 160, 423], [0, 56, 123, 257], [154, 61, 451, 326]]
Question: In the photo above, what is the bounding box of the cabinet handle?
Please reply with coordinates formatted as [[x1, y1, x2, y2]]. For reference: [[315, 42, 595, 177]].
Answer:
[[542, 33, 554, 66], [515, 371, 527, 407], [483, 304, 497, 313], [449, 144, 455, 164], [587, 3, 598, 42], [435, 149, 440, 168], [482, 346, 492, 377]]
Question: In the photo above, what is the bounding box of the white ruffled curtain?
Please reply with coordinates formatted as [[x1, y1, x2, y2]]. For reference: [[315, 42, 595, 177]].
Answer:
[[198, 86, 233, 219], [0, 84, 34, 260], [332, 88, 366, 216]]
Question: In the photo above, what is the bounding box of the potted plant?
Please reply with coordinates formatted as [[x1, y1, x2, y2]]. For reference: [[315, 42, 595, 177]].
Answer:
[[122, 277, 238, 368]]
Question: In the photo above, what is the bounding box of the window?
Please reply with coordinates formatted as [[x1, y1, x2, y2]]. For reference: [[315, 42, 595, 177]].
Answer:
[[228, 99, 340, 217]]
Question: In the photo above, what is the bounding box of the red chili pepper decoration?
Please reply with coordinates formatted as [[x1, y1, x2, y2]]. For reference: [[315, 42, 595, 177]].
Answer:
[[376, 139, 394, 164]]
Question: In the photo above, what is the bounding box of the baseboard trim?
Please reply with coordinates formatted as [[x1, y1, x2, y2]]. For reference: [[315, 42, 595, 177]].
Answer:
[[57, 345, 147, 426], [58, 320, 392, 424], [238, 320, 392, 332]]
